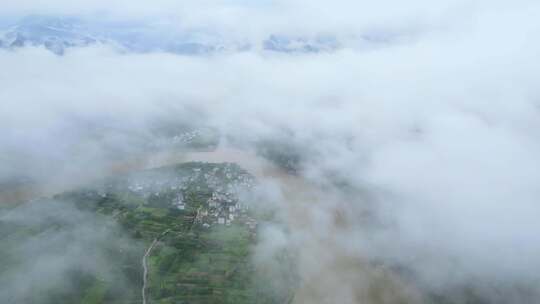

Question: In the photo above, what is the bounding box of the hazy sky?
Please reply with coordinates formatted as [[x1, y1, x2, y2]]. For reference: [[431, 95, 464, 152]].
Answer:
[[1, 1, 540, 303]]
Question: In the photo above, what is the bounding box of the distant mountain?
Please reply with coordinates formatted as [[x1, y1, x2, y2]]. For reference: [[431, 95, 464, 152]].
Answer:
[[263, 34, 340, 53], [0, 15, 391, 55], [0, 16, 102, 55]]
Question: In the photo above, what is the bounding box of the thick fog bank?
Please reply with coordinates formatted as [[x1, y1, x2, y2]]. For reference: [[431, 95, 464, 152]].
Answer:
[[1, 1, 540, 303]]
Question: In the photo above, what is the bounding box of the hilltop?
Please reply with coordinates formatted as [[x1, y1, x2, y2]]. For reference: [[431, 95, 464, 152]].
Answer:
[[0, 161, 295, 304]]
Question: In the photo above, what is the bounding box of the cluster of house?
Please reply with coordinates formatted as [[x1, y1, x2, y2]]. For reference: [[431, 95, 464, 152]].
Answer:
[[171, 130, 202, 145], [127, 177, 185, 196], [204, 191, 248, 225], [126, 163, 254, 197], [123, 163, 258, 234], [202, 165, 254, 191], [172, 192, 187, 210], [168, 186, 258, 236], [196, 190, 258, 238], [149, 130, 206, 150]]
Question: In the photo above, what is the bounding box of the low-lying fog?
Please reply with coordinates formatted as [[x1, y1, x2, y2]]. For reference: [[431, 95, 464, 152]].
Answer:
[[1, 1, 540, 303]]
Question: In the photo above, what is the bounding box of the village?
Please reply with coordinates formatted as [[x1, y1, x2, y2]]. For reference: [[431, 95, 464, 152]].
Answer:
[[177, 190, 258, 235], [124, 162, 258, 236], [35, 161, 269, 304]]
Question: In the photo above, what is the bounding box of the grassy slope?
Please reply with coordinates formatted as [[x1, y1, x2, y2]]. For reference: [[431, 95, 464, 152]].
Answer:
[[0, 162, 284, 304]]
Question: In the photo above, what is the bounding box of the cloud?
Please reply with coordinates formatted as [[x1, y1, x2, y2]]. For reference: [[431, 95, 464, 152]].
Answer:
[[0, 199, 142, 303], [1, 0, 540, 302]]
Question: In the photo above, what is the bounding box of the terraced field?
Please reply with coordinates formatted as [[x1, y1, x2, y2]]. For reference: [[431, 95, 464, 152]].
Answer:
[[0, 162, 293, 304]]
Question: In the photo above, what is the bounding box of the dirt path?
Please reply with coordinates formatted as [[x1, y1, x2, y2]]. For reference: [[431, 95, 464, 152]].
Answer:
[[1, 145, 324, 303], [142, 229, 171, 304], [2, 145, 421, 304]]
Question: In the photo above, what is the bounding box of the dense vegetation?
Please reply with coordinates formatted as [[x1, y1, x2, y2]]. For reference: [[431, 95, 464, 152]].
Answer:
[[0, 162, 293, 304]]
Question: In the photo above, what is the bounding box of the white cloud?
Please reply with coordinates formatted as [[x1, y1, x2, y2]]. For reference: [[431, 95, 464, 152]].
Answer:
[[1, 0, 540, 302]]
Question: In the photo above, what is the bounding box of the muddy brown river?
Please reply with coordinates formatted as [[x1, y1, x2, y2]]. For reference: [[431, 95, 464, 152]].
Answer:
[[0, 146, 420, 304]]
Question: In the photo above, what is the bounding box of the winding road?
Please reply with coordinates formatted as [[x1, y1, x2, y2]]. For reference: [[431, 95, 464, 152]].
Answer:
[[142, 229, 171, 304], [1, 145, 342, 304]]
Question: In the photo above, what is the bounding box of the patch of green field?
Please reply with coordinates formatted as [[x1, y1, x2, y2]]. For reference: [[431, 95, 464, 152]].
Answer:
[[136, 206, 169, 217], [81, 281, 107, 304], [0, 162, 288, 304], [143, 223, 263, 304]]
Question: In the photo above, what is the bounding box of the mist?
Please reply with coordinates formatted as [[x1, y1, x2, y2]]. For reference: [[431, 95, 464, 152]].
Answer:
[[1, 0, 540, 303], [0, 199, 143, 303]]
